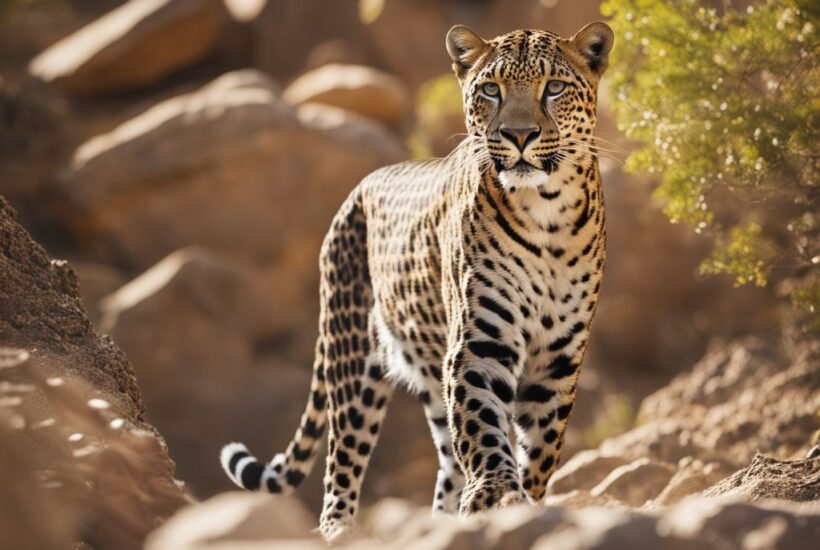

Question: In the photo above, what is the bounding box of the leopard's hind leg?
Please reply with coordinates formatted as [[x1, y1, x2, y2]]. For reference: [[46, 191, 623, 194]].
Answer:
[[317, 196, 394, 542]]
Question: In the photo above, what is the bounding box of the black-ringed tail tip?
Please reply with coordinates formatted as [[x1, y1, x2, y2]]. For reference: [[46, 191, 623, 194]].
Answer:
[[220, 442, 288, 493]]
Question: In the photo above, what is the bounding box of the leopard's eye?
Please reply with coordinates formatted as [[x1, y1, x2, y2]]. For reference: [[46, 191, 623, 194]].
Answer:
[[544, 80, 567, 97], [481, 82, 501, 98]]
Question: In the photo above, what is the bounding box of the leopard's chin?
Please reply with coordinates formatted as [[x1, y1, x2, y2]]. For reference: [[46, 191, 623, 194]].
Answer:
[[498, 166, 550, 190]]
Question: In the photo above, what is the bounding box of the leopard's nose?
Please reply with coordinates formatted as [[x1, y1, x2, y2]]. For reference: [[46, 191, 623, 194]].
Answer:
[[499, 126, 540, 152]]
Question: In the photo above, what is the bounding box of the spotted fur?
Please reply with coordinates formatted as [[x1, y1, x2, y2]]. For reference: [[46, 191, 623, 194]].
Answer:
[[221, 21, 614, 541]]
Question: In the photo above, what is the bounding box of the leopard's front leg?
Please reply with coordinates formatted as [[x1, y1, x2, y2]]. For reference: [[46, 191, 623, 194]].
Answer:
[[445, 294, 528, 514]]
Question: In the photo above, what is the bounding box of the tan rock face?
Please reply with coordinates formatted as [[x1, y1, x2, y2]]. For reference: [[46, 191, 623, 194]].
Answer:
[[96, 247, 316, 499], [57, 69, 405, 269], [702, 454, 820, 502], [145, 492, 320, 550], [0, 199, 189, 548], [0, 198, 141, 419], [283, 64, 410, 125], [548, 337, 819, 510], [652, 457, 735, 506], [29, 0, 228, 96], [594, 338, 820, 467], [589, 458, 677, 507], [546, 451, 628, 494]]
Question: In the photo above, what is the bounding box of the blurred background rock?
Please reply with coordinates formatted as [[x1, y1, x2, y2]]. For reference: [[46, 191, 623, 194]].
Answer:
[[0, 1, 815, 547]]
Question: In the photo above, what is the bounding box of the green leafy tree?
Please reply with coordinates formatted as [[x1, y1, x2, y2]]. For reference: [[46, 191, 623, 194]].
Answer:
[[601, 0, 819, 328]]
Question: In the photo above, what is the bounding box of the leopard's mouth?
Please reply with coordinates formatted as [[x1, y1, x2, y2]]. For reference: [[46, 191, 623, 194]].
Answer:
[[498, 154, 558, 175], [512, 160, 535, 173]]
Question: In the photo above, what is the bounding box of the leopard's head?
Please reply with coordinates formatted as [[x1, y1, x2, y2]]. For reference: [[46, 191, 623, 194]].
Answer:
[[446, 22, 614, 190]]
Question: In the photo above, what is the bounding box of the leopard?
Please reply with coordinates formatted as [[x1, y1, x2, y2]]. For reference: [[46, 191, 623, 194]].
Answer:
[[221, 21, 614, 542]]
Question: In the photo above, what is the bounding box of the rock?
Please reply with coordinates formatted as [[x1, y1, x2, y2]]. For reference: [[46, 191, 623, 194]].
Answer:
[[0, 197, 141, 419], [547, 450, 629, 494], [701, 454, 820, 502], [590, 458, 677, 507], [0, 199, 188, 547], [57, 69, 405, 269], [145, 492, 320, 550], [295, 102, 405, 159], [244, 0, 364, 80], [548, 337, 818, 510], [543, 490, 624, 509], [652, 457, 735, 506], [305, 40, 368, 71], [29, 0, 229, 96], [98, 247, 315, 498], [656, 498, 820, 550], [639, 339, 779, 419], [595, 338, 820, 468], [283, 64, 410, 125]]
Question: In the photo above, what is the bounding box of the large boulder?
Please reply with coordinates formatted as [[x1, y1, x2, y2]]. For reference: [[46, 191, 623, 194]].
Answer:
[[145, 492, 320, 550], [589, 458, 677, 507], [283, 64, 410, 125], [28, 0, 228, 96], [56, 69, 405, 269], [96, 247, 315, 499], [0, 198, 188, 548]]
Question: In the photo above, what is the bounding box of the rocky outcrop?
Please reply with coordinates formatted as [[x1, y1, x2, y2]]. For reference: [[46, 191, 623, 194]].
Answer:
[[28, 0, 228, 96], [594, 337, 819, 467], [0, 198, 142, 419], [0, 198, 189, 548], [56, 69, 405, 269], [702, 454, 820, 502], [283, 64, 410, 125], [548, 337, 819, 508]]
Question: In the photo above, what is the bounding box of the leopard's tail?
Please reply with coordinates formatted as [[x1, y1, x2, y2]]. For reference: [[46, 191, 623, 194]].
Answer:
[[220, 346, 327, 495]]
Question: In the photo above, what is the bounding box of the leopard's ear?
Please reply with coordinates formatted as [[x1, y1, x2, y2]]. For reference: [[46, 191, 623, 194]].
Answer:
[[569, 21, 614, 76], [446, 25, 490, 80]]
